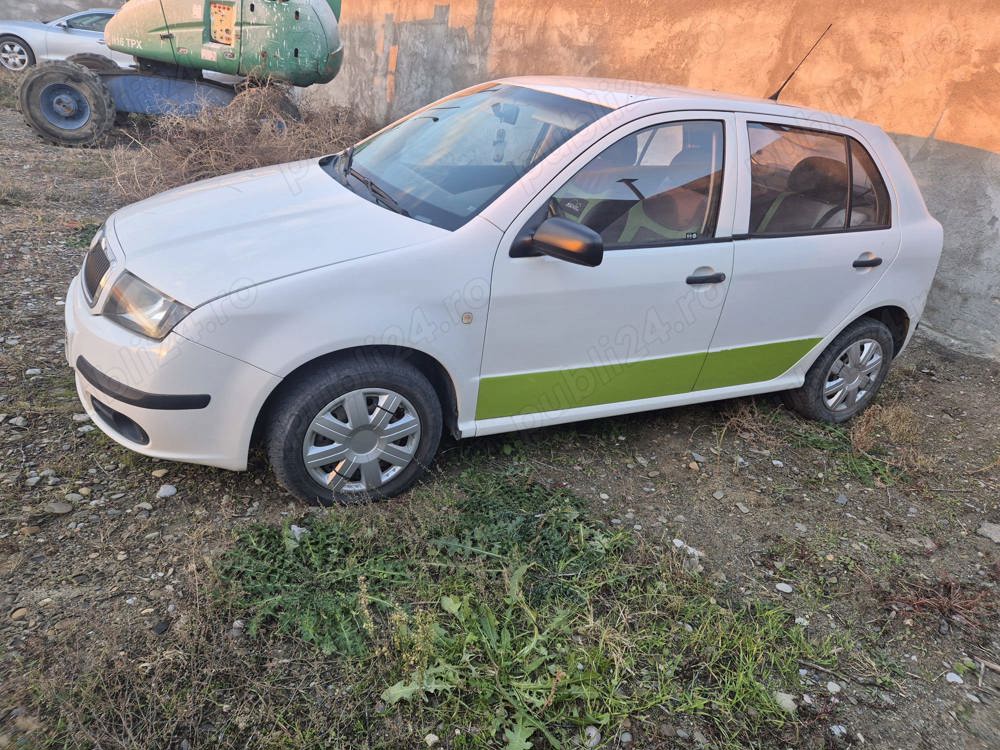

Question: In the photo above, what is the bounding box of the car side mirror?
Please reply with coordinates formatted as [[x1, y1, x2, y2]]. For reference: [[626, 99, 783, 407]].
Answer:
[[509, 217, 604, 267], [56, 22, 69, 30]]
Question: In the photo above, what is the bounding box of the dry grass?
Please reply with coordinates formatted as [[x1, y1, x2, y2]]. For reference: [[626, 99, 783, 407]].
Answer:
[[0, 67, 21, 109], [719, 399, 785, 454], [851, 403, 937, 476], [105, 84, 372, 203], [878, 574, 998, 632], [850, 403, 921, 454], [720, 399, 935, 486], [0, 180, 31, 206], [5, 475, 843, 750]]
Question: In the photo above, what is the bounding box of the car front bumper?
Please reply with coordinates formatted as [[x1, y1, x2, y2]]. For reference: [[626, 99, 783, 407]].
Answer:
[[65, 275, 281, 471]]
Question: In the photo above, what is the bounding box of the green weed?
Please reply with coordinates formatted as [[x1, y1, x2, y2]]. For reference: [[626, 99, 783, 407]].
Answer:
[[790, 423, 899, 485], [217, 472, 840, 748], [67, 221, 104, 249]]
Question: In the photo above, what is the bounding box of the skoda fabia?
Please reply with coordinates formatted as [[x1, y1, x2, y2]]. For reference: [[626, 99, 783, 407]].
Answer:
[[66, 77, 943, 504]]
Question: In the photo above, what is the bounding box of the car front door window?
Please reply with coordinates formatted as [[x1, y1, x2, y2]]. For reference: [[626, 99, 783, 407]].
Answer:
[[65, 13, 112, 32], [547, 120, 726, 247]]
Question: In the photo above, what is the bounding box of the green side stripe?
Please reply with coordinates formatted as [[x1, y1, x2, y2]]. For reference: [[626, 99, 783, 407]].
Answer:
[[476, 352, 705, 421], [475, 338, 821, 421], [693, 338, 821, 392]]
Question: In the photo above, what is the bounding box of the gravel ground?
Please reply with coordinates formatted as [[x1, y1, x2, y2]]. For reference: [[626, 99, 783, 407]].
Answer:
[[1, 106, 999, 748]]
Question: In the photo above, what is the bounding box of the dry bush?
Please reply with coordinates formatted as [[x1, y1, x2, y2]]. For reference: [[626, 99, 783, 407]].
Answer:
[[105, 84, 372, 203]]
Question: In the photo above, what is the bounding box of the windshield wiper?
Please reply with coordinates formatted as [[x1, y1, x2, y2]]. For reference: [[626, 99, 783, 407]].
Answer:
[[349, 168, 410, 217]]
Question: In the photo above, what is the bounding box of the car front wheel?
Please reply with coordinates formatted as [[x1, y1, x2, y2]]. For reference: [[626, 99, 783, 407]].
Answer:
[[265, 354, 443, 505], [783, 318, 895, 423], [0, 36, 34, 71]]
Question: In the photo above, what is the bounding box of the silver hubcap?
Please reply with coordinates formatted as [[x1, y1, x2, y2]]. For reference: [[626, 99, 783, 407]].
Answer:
[[302, 388, 421, 493], [823, 338, 883, 412], [0, 41, 28, 71]]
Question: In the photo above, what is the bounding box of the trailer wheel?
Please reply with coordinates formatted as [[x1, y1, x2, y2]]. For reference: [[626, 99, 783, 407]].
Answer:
[[18, 61, 116, 147]]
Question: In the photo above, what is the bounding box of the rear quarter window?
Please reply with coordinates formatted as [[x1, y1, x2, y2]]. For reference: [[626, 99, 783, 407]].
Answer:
[[848, 138, 891, 228]]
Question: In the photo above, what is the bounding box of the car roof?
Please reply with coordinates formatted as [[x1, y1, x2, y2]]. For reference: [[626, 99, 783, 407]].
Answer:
[[499, 75, 881, 136]]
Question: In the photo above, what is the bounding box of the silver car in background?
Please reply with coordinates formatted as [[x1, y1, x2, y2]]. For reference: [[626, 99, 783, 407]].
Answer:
[[0, 8, 131, 72]]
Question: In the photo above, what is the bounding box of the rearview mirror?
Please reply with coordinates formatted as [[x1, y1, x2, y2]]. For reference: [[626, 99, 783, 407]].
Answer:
[[511, 217, 603, 267]]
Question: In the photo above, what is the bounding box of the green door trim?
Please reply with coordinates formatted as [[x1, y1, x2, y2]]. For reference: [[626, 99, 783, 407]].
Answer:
[[475, 337, 821, 421]]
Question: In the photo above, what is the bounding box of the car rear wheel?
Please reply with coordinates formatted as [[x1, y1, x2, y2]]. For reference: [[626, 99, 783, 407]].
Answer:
[[783, 318, 894, 423], [17, 60, 116, 146], [266, 354, 443, 506], [0, 36, 33, 71]]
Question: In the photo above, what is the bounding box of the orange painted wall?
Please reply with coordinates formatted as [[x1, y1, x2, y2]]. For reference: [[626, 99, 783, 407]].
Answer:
[[325, 0, 999, 156], [313, 0, 1000, 358]]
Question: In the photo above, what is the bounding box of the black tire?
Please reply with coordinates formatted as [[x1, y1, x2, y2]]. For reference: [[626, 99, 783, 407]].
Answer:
[[17, 60, 115, 147], [65, 53, 119, 72], [266, 353, 443, 506], [783, 318, 895, 423], [0, 35, 35, 71]]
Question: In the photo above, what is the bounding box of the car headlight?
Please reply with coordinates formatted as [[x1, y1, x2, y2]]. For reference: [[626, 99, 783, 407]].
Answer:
[[103, 272, 192, 341]]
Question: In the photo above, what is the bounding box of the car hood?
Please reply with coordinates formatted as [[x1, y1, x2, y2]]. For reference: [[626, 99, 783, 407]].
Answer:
[[108, 159, 447, 308]]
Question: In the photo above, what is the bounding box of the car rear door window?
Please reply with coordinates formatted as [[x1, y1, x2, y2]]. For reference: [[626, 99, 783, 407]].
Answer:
[[550, 120, 726, 248], [848, 138, 891, 228], [748, 123, 851, 235]]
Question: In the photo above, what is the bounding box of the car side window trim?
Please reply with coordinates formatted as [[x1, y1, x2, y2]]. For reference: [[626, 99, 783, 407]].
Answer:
[[582, 234, 740, 253], [741, 225, 892, 239]]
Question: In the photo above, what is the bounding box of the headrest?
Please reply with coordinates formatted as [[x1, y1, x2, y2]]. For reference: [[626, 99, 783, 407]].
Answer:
[[669, 149, 706, 168], [788, 156, 848, 198]]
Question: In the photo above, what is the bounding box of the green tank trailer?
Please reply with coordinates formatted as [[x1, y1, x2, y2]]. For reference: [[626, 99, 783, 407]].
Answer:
[[18, 0, 344, 146]]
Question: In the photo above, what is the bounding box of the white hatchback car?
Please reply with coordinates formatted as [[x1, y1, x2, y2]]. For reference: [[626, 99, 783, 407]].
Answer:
[[65, 77, 943, 504]]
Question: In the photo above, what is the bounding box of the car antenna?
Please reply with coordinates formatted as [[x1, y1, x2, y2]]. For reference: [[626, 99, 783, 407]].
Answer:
[[768, 23, 833, 101]]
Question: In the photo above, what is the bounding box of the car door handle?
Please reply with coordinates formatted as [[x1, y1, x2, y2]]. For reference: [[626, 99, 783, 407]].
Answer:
[[853, 256, 883, 268], [686, 272, 726, 285]]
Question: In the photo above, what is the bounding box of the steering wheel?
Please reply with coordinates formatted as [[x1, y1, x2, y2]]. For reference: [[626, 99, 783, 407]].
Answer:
[[546, 195, 565, 219]]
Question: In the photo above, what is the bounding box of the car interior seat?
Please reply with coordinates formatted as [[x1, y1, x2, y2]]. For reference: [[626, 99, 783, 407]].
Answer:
[[755, 156, 849, 234]]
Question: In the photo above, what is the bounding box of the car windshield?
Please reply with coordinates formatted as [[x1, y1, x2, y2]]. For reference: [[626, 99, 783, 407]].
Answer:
[[327, 83, 612, 230]]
